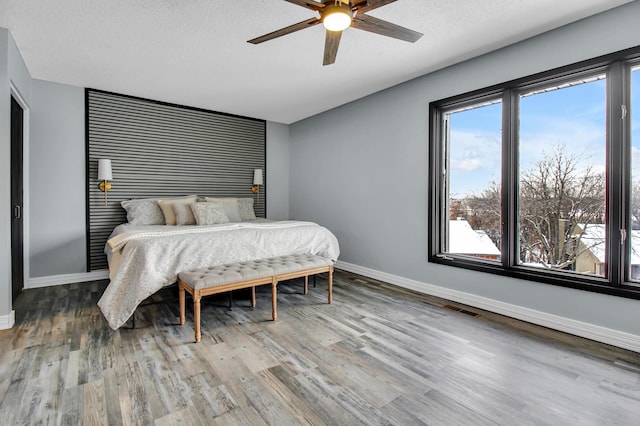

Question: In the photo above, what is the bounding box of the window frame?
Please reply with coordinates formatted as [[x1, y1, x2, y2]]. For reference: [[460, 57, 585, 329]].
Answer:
[[429, 45, 640, 300]]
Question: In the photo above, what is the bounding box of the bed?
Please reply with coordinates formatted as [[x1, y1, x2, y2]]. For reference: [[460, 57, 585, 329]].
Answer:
[[98, 219, 340, 329]]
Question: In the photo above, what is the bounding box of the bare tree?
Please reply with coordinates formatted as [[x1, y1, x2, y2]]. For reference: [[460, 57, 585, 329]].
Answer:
[[462, 145, 604, 270], [518, 146, 604, 269], [449, 199, 466, 220], [631, 181, 640, 230], [466, 181, 502, 249]]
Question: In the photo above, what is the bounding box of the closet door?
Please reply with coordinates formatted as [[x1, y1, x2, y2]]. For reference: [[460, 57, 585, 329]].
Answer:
[[11, 96, 24, 302]]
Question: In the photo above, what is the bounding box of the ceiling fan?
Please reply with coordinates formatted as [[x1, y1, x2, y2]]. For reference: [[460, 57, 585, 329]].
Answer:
[[247, 0, 423, 66]]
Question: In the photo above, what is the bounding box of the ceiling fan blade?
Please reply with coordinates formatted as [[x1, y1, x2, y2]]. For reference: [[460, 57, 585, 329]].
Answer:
[[352, 14, 422, 43], [284, 0, 326, 11], [323, 30, 342, 66], [355, 0, 398, 14], [248, 17, 322, 44]]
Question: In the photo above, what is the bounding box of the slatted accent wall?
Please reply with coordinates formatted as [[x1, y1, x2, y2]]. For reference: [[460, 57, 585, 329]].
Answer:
[[86, 89, 266, 271]]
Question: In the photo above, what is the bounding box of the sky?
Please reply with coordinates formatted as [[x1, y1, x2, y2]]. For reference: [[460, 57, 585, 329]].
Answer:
[[447, 68, 640, 199]]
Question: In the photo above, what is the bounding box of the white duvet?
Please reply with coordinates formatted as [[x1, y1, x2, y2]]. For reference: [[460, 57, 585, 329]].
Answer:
[[98, 220, 340, 329]]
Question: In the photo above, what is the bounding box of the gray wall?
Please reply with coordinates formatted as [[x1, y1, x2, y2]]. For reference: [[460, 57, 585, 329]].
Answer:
[[0, 28, 9, 319], [29, 80, 86, 277], [289, 2, 640, 336], [23, 86, 289, 278], [1, 28, 31, 318], [266, 121, 290, 220], [9, 76, 289, 281]]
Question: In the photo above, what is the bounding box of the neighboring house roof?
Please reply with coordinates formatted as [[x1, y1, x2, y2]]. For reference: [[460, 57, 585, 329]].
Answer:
[[577, 224, 640, 264], [448, 220, 501, 256], [578, 224, 606, 263]]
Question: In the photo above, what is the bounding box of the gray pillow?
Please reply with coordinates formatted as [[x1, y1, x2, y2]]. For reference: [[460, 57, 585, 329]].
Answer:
[[203, 197, 242, 222], [191, 202, 230, 225], [121, 198, 165, 225], [205, 197, 255, 221], [237, 198, 257, 221]]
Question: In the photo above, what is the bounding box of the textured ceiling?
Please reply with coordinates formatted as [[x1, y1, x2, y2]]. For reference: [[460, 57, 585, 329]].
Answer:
[[0, 0, 632, 123]]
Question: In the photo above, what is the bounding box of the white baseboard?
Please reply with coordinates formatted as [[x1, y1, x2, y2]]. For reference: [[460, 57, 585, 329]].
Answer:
[[27, 270, 109, 289], [0, 310, 15, 330], [335, 260, 640, 353]]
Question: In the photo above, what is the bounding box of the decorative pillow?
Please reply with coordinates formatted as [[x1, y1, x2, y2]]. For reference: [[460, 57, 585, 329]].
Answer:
[[237, 198, 257, 221], [157, 196, 197, 225], [173, 202, 196, 226], [191, 202, 230, 225], [203, 197, 242, 222], [121, 198, 165, 225], [205, 197, 256, 222]]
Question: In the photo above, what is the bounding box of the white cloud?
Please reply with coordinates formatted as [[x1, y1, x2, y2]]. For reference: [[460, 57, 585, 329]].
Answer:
[[451, 158, 485, 171], [448, 130, 501, 197], [449, 130, 501, 172]]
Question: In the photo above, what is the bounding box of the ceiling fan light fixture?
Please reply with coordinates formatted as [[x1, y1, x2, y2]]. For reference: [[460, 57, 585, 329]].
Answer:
[[323, 4, 353, 32], [247, 0, 423, 66]]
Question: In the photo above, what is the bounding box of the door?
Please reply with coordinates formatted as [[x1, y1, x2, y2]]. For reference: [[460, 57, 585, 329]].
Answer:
[[11, 96, 24, 302]]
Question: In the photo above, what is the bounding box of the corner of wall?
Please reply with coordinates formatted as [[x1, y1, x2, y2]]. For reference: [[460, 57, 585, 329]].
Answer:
[[266, 121, 291, 220]]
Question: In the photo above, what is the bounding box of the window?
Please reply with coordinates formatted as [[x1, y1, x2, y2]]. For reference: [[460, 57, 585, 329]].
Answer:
[[630, 65, 640, 282], [443, 100, 502, 261], [518, 76, 607, 276], [429, 47, 640, 298]]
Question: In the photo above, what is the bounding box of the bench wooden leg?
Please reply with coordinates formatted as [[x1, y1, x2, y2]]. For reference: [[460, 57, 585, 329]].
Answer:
[[194, 292, 202, 343], [271, 280, 277, 321], [251, 286, 256, 308], [304, 275, 308, 295], [179, 283, 186, 325], [328, 266, 333, 304]]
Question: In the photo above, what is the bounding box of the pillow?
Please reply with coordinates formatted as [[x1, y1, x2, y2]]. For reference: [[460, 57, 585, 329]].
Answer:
[[157, 196, 197, 225], [237, 198, 257, 221], [203, 197, 256, 221], [121, 198, 165, 225], [191, 202, 230, 225], [203, 197, 242, 222], [173, 202, 196, 226]]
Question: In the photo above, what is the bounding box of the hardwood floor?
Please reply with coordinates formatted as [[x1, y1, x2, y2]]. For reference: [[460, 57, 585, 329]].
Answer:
[[2, 270, 640, 425]]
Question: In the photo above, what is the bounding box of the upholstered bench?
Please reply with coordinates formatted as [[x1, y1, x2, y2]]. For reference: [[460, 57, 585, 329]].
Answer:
[[178, 254, 334, 342]]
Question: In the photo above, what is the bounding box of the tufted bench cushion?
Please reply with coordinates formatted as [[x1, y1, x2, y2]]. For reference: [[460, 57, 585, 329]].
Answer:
[[178, 254, 334, 342], [179, 254, 333, 290]]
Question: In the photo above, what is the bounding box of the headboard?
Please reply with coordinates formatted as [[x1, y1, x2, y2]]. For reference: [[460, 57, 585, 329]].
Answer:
[[86, 89, 266, 271]]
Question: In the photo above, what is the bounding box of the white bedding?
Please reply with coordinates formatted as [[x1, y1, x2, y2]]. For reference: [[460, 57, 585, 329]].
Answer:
[[98, 220, 340, 329]]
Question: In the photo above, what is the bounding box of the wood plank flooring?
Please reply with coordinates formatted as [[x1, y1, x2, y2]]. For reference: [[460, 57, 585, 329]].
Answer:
[[2, 269, 640, 425]]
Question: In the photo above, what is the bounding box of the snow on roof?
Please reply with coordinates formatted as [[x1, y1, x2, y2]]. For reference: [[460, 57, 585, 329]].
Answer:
[[577, 224, 606, 263], [448, 219, 501, 256], [577, 224, 640, 265]]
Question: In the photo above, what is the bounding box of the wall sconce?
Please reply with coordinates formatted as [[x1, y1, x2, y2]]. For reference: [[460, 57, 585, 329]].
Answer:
[[98, 159, 113, 206], [252, 168, 263, 204]]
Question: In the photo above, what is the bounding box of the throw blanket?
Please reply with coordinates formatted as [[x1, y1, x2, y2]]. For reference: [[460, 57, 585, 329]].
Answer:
[[98, 221, 340, 329]]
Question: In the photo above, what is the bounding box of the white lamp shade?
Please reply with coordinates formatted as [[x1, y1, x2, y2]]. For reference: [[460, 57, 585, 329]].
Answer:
[[98, 159, 113, 181], [253, 168, 263, 185]]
